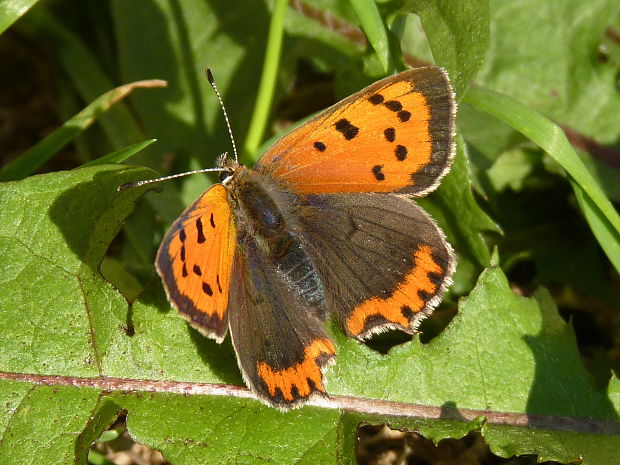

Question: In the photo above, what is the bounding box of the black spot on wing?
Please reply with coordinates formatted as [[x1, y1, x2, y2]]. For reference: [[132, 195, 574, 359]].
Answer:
[[401, 305, 414, 319], [335, 119, 359, 140], [196, 218, 206, 243], [210, 213, 216, 228], [384, 100, 403, 112], [395, 145, 408, 161], [368, 94, 384, 105], [417, 288, 434, 303], [193, 264, 202, 276], [372, 165, 385, 181], [314, 141, 326, 152], [384, 127, 395, 142], [202, 282, 213, 296], [398, 111, 411, 122]]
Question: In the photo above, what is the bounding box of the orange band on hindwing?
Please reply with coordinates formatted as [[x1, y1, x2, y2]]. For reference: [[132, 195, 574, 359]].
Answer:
[[346, 245, 443, 337], [257, 338, 336, 402]]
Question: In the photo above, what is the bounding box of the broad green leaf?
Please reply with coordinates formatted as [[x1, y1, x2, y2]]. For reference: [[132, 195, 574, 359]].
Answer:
[[0, 165, 154, 376], [1, 168, 618, 463], [0, 82, 164, 182], [101, 282, 241, 384], [0, 0, 39, 34], [0, 382, 121, 465], [403, 0, 490, 97], [477, 0, 620, 143], [119, 394, 342, 465], [464, 86, 620, 274]]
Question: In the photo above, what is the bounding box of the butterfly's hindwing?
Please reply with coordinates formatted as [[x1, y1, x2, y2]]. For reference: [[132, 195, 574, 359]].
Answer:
[[228, 233, 335, 408], [296, 193, 455, 339]]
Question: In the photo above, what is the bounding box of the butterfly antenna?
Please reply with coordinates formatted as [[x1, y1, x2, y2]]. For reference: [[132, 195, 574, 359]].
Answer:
[[206, 68, 239, 164], [118, 164, 229, 191]]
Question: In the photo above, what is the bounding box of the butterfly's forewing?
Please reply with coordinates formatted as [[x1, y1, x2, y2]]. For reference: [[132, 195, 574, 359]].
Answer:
[[228, 234, 336, 408], [156, 184, 236, 342], [297, 193, 455, 339], [256, 67, 455, 196]]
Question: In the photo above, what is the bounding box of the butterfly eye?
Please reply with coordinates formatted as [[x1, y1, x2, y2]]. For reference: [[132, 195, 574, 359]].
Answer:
[[219, 170, 232, 182]]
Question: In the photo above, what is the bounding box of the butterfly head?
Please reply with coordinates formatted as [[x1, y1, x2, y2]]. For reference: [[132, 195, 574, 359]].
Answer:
[[217, 155, 241, 183]]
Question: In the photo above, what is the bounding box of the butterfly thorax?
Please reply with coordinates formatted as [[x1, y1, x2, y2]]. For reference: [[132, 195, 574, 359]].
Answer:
[[226, 167, 325, 310]]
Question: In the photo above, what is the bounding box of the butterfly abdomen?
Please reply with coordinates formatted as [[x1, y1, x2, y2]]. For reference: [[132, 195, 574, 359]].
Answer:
[[274, 236, 324, 309]]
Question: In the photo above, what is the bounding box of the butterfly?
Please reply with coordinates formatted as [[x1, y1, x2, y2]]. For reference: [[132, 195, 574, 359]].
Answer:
[[154, 67, 456, 409]]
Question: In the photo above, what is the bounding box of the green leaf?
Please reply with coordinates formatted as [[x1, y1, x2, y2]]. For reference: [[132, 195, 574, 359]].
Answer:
[[464, 86, 620, 274], [0, 382, 121, 464], [351, 0, 392, 73], [110, 0, 280, 164], [404, 0, 490, 97], [1, 168, 617, 463], [0, 165, 154, 377], [0, 0, 40, 34], [119, 394, 342, 464], [0, 81, 165, 182], [572, 180, 620, 277], [476, 0, 620, 143]]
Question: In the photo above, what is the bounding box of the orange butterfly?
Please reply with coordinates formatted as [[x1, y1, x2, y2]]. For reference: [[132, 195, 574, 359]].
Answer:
[[155, 68, 456, 409]]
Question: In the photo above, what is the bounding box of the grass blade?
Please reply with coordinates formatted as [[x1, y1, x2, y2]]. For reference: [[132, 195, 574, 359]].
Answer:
[[81, 139, 158, 168], [0, 0, 40, 34], [464, 86, 620, 271], [572, 180, 620, 275], [351, 0, 392, 73]]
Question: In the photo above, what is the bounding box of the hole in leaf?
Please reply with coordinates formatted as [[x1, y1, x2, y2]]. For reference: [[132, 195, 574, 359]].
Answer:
[[89, 416, 170, 465], [356, 424, 576, 465]]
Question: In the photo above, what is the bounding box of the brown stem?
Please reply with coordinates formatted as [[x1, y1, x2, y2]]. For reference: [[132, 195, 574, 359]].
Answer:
[[2, 371, 618, 434]]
